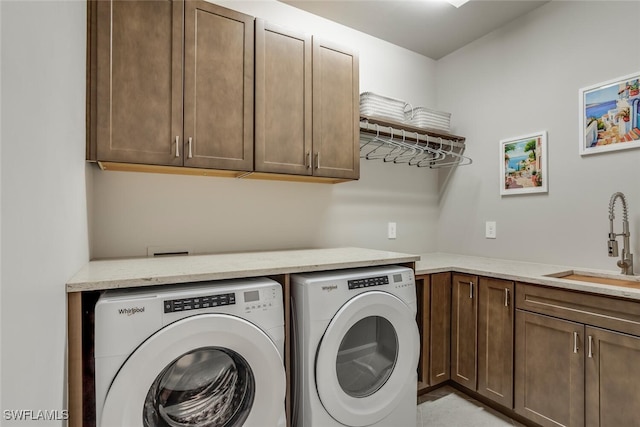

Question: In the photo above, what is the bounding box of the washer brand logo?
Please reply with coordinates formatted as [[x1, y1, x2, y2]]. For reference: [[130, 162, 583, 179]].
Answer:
[[118, 307, 145, 316], [321, 285, 338, 292]]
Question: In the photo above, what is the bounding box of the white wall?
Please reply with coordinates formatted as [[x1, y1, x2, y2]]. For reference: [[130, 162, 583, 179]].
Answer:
[[90, 0, 441, 259], [0, 1, 89, 425], [436, 0, 640, 271]]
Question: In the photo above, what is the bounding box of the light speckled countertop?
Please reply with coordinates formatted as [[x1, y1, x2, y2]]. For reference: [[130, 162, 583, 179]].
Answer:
[[66, 247, 420, 292], [416, 252, 640, 301], [67, 248, 640, 301]]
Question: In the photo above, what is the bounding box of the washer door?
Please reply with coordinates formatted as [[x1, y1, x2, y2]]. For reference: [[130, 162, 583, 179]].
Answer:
[[315, 291, 419, 426], [100, 314, 285, 427]]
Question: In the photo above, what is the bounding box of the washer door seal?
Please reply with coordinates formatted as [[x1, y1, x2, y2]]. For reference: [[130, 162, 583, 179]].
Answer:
[[99, 314, 285, 427], [315, 291, 419, 426]]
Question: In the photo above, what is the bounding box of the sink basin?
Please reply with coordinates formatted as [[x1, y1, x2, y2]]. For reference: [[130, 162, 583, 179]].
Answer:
[[546, 270, 640, 290]]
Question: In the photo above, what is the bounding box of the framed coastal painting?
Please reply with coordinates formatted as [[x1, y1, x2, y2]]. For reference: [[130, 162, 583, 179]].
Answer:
[[500, 131, 548, 196], [579, 71, 640, 155]]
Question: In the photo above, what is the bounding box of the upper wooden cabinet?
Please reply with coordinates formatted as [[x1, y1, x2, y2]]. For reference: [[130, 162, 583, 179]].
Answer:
[[312, 38, 359, 180], [90, 0, 184, 167], [255, 22, 359, 179], [183, 1, 254, 171], [89, 0, 254, 170], [89, 1, 359, 181], [254, 20, 312, 175]]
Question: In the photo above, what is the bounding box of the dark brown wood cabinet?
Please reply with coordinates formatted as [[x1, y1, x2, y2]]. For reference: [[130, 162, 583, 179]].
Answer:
[[515, 282, 640, 427], [477, 277, 514, 408], [91, 0, 184, 166], [90, 0, 254, 171], [416, 272, 451, 392], [183, 1, 254, 171], [451, 273, 478, 389], [585, 327, 640, 427], [255, 20, 312, 175], [312, 37, 360, 180], [255, 22, 359, 179], [429, 272, 452, 386], [514, 310, 585, 427]]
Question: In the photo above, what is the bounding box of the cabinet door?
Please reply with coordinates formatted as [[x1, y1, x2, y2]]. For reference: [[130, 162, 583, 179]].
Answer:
[[478, 278, 514, 408], [94, 0, 183, 166], [451, 273, 477, 389], [312, 38, 359, 179], [515, 311, 584, 427], [416, 275, 430, 388], [430, 272, 451, 386], [585, 327, 640, 427], [183, 1, 254, 171], [255, 20, 312, 175]]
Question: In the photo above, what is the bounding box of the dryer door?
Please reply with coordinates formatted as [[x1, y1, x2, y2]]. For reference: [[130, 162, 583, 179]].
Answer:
[[315, 291, 419, 426], [99, 314, 285, 427]]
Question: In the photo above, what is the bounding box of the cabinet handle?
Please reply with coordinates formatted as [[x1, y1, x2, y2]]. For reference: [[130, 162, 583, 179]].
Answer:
[[588, 335, 593, 358], [469, 282, 474, 299], [573, 331, 579, 354], [316, 152, 320, 169], [175, 136, 180, 158], [306, 151, 311, 169], [188, 137, 193, 159], [504, 288, 510, 307]]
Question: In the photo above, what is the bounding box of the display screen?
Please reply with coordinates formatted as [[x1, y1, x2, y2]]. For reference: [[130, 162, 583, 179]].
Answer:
[[244, 290, 260, 303], [393, 274, 403, 283]]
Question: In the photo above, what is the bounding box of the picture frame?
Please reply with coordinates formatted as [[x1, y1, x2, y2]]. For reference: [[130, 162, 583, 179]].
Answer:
[[500, 131, 548, 196], [579, 71, 640, 155]]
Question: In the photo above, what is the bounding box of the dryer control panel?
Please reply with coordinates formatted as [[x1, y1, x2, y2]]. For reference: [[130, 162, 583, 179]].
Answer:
[[348, 276, 389, 289]]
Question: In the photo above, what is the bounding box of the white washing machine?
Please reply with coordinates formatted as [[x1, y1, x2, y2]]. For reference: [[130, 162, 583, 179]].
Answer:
[[291, 266, 420, 427], [94, 277, 286, 427]]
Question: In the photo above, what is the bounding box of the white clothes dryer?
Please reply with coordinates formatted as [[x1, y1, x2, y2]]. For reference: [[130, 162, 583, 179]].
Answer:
[[94, 277, 286, 427], [291, 266, 420, 427]]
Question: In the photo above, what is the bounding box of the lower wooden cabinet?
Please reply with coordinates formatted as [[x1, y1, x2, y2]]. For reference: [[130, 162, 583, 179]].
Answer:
[[515, 283, 640, 427], [451, 273, 478, 389], [416, 272, 451, 391], [585, 327, 640, 427], [429, 273, 452, 386], [418, 275, 640, 427], [477, 277, 514, 408], [514, 310, 585, 427]]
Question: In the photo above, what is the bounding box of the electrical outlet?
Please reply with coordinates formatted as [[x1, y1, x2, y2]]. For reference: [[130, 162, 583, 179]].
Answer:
[[485, 221, 497, 239], [388, 222, 397, 239]]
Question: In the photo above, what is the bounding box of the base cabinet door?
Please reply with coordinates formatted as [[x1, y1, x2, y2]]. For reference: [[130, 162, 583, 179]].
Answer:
[[515, 310, 584, 427], [585, 327, 640, 427], [430, 272, 451, 386], [478, 278, 514, 408], [451, 273, 478, 389]]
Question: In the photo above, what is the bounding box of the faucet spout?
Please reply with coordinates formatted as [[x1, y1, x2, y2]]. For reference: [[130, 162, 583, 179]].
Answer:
[[608, 192, 634, 275]]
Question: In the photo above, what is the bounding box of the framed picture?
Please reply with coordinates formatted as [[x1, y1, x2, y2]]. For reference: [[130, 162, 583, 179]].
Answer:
[[579, 71, 640, 155], [500, 131, 548, 196]]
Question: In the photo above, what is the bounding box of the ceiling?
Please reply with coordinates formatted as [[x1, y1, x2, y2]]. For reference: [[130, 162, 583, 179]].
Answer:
[[280, 0, 550, 59]]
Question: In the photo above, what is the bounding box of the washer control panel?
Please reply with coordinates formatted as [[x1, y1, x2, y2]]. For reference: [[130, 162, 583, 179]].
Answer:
[[164, 292, 236, 313]]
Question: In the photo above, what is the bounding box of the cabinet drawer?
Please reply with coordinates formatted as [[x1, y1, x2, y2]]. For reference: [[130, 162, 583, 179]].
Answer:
[[516, 282, 640, 336]]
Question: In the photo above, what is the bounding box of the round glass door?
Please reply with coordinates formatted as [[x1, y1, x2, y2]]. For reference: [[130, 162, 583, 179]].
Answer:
[[336, 316, 398, 398], [143, 347, 254, 427], [315, 291, 419, 426]]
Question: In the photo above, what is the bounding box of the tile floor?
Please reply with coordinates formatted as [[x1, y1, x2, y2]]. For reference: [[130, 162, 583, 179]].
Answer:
[[417, 386, 526, 427]]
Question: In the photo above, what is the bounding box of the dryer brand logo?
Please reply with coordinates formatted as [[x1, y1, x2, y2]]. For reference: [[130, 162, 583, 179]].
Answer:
[[118, 307, 145, 316], [321, 285, 338, 292]]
